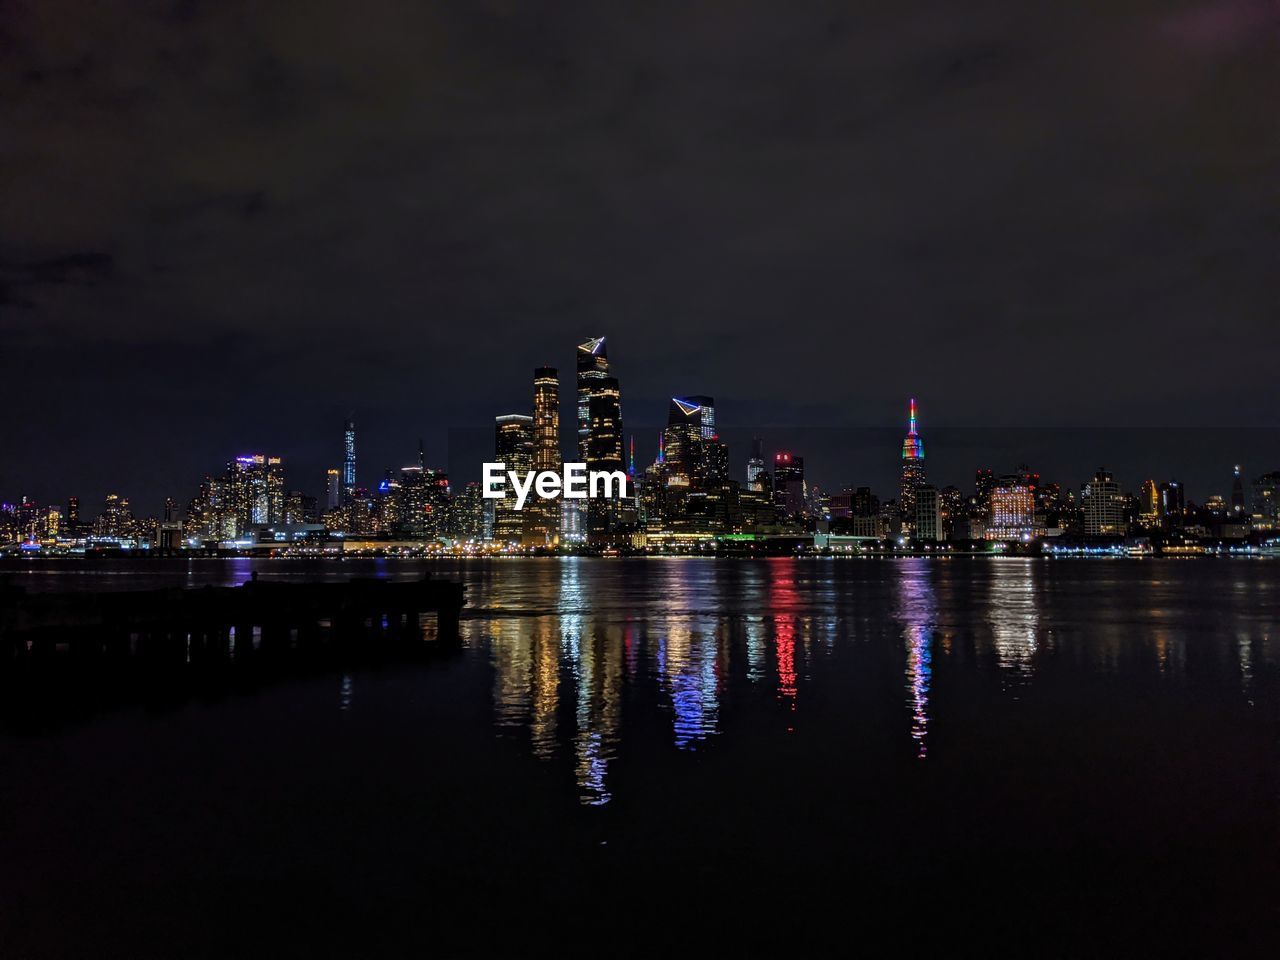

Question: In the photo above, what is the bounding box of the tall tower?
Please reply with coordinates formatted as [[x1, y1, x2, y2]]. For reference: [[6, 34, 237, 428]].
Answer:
[[900, 398, 926, 525], [528, 367, 561, 546], [342, 416, 357, 500], [577, 338, 620, 461], [1232, 464, 1246, 514], [493, 414, 534, 545], [747, 437, 765, 491]]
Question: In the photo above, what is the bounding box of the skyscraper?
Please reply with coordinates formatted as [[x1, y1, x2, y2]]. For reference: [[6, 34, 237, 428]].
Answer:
[[746, 438, 765, 491], [1082, 468, 1126, 537], [663, 396, 725, 488], [342, 417, 356, 500], [900, 398, 926, 527], [1253, 471, 1280, 531], [325, 468, 341, 511], [773, 451, 805, 518], [1231, 465, 1247, 514], [576, 337, 621, 461], [914, 485, 944, 542], [576, 337, 625, 544], [493, 414, 534, 545], [527, 368, 561, 546]]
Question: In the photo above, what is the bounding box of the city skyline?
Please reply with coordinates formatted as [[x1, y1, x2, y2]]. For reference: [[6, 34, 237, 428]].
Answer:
[[4, 327, 1278, 515], [4, 333, 1278, 551]]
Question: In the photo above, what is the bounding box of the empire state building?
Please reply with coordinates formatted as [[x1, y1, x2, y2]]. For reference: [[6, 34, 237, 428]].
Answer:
[[900, 398, 926, 526]]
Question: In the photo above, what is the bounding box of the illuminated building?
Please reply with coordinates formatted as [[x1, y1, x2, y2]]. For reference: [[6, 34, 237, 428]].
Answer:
[[342, 417, 356, 500], [746, 438, 765, 491], [325, 468, 341, 511], [974, 468, 995, 516], [66, 496, 79, 533], [1139, 479, 1161, 529], [398, 466, 449, 539], [228, 454, 285, 527], [284, 491, 315, 525], [914, 485, 944, 541], [1231, 465, 1247, 514], [773, 451, 805, 518], [576, 337, 622, 464], [95, 493, 134, 539], [939, 485, 964, 537], [493, 414, 533, 545], [987, 478, 1037, 541], [853, 487, 878, 517], [1081, 468, 1126, 537], [829, 488, 853, 519], [1159, 480, 1185, 528], [527, 367, 562, 547], [447, 481, 486, 541], [1253, 471, 1280, 531], [663, 396, 715, 480], [900, 398, 926, 528], [576, 338, 625, 544], [561, 498, 585, 544]]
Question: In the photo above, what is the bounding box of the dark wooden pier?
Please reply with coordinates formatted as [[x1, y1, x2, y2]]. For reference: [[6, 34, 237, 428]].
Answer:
[[0, 574, 466, 669]]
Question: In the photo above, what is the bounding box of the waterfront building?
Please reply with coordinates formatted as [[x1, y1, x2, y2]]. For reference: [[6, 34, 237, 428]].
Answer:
[[987, 477, 1038, 541], [1081, 468, 1126, 537], [1253, 471, 1280, 531], [401, 465, 450, 539]]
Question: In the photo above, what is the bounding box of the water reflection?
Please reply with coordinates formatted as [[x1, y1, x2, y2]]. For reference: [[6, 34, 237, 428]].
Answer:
[[658, 622, 721, 750], [987, 560, 1040, 688], [894, 559, 935, 759], [467, 558, 1277, 804]]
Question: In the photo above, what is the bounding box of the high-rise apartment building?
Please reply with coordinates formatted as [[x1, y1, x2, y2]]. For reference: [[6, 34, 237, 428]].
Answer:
[[1081, 468, 1126, 537]]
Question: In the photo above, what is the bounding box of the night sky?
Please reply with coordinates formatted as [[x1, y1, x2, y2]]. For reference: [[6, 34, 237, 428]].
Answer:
[[3, 1, 1278, 513]]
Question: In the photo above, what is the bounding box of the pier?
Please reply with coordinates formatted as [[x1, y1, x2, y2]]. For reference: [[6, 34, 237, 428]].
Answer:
[[0, 574, 466, 670]]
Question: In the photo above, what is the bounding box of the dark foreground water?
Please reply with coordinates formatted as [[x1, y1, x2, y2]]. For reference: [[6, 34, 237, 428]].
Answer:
[[2, 557, 1278, 957]]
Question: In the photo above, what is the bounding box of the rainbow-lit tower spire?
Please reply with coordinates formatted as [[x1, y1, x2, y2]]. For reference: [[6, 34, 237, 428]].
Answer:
[[902, 397, 924, 461], [628, 435, 636, 477], [899, 397, 926, 528]]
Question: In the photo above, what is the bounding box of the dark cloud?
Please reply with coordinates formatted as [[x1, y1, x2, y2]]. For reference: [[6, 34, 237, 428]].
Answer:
[[1, 0, 1277, 511]]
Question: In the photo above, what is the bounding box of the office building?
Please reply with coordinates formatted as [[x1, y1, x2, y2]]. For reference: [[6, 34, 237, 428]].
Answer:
[[900, 398, 926, 527], [493, 414, 534, 545]]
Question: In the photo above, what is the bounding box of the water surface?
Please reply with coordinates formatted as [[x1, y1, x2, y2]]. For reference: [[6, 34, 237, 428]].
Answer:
[[1, 557, 1277, 955]]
